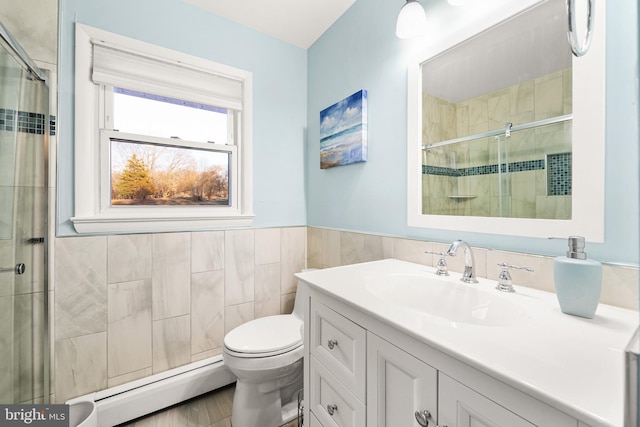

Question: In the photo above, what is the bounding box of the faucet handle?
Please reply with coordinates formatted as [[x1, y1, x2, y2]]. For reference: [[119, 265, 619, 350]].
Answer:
[[425, 251, 449, 276], [495, 263, 533, 292]]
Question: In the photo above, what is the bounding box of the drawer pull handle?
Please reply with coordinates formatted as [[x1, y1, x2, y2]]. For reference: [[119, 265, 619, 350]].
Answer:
[[327, 404, 338, 416], [327, 339, 338, 349], [415, 409, 446, 427]]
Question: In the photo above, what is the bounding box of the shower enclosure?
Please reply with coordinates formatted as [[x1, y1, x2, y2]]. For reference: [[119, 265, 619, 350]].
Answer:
[[422, 116, 573, 219], [0, 21, 49, 404]]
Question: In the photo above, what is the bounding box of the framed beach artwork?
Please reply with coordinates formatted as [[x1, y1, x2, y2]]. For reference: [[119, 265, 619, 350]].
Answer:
[[320, 89, 368, 169]]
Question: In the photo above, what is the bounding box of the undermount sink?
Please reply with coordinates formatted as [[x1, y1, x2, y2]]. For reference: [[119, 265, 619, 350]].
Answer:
[[364, 273, 531, 326]]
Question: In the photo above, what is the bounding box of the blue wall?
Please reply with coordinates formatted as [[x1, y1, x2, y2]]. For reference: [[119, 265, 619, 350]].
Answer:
[[57, 0, 308, 235], [57, 0, 639, 266], [307, 0, 640, 266]]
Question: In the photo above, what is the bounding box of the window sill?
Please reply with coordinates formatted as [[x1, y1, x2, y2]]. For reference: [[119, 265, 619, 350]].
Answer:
[[71, 212, 255, 234]]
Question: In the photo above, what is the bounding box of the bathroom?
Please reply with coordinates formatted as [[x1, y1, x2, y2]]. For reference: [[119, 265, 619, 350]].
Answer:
[[0, 0, 638, 425]]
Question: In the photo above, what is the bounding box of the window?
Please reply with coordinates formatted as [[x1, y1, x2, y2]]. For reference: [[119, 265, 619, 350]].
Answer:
[[112, 88, 231, 143], [107, 134, 231, 207], [109, 89, 231, 207], [73, 24, 253, 233]]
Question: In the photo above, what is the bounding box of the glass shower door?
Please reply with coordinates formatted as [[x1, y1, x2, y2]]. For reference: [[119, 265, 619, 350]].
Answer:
[[0, 36, 49, 404]]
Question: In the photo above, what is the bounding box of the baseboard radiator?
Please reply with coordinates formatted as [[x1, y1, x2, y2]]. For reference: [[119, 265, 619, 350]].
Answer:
[[67, 355, 236, 427]]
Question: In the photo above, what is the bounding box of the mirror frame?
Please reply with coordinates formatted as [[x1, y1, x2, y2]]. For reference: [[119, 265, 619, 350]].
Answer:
[[406, 0, 605, 242]]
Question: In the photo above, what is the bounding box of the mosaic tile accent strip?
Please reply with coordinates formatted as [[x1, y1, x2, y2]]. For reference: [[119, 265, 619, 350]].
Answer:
[[547, 152, 572, 196], [423, 156, 572, 196], [0, 108, 56, 135], [424, 165, 459, 177], [423, 159, 545, 177]]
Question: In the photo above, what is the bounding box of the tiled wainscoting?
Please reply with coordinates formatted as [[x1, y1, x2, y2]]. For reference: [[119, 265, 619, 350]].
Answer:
[[307, 227, 639, 312], [53, 227, 306, 404], [127, 226, 638, 427], [52, 225, 636, 414]]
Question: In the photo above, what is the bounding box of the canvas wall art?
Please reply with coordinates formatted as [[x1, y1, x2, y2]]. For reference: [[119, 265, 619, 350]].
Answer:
[[320, 89, 368, 169]]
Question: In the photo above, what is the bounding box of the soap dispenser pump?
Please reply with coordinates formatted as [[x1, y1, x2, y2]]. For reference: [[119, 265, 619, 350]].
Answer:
[[553, 236, 602, 319]]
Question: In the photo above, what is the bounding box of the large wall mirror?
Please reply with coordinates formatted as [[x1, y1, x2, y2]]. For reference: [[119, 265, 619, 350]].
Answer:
[[407, 0, 605, 241]]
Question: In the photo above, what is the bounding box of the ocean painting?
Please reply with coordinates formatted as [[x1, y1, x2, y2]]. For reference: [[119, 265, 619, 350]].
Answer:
[[320, 89, 368, 169]]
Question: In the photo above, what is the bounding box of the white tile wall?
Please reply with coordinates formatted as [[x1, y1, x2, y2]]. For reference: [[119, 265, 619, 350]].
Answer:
[[53, 225, 636, 405], [255, 263, 281, 318], [224, 302, 254, 335], [152, 233, 190, 320], [54, 227, 306, 403], [55, 332, 107, 403], [280, 227, 306, 294], [55, 236, 107, 340], [152, 315, 191, 373], [307, 227, 638, 312], [224, 230, 255, 306], [191, 231, 224, 273], [191, 270, 224, 355], [107, 280, 152, 378], [107, 234, 152, 284]]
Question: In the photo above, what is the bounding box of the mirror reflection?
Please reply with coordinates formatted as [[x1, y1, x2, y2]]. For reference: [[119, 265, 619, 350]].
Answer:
[[421, 0, 572, 219]]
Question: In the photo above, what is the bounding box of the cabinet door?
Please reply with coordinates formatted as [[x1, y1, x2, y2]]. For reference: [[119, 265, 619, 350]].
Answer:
[[367, 332, 438, 427], [308, 411, 323, 427], [439, 374, 535, 427]]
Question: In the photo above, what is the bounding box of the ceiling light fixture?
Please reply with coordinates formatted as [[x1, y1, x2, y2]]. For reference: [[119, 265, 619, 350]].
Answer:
[[396, 0, 427, 39]]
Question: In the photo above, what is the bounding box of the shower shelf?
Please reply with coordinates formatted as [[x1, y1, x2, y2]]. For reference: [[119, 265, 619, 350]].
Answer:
[[447, 195, 477, 201]]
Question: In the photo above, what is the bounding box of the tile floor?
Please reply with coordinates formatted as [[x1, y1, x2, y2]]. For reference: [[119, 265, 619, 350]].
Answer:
[[119, 383, 301, 427]]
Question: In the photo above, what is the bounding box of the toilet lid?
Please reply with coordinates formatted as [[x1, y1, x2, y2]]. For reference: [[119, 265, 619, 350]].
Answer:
[[224, 315, 303, 355]]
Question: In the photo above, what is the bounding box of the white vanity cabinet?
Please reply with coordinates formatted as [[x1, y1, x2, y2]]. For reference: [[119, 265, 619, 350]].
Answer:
[[299, 260, 635, 427], [305, 291, 578, 427]]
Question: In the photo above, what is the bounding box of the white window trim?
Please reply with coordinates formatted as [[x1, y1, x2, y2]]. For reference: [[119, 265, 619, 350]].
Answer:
[[72, 23, 254, 234]]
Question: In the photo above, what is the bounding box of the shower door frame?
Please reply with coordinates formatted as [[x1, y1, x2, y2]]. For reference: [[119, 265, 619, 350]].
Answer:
[[0, 19, 50, 404]]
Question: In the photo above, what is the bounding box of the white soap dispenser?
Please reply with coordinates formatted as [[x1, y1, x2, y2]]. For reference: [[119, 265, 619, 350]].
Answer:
[[553, 236, 602, 319]]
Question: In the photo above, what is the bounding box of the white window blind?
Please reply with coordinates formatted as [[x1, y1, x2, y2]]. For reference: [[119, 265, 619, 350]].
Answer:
[[73, 24, 254, 233], [91, 40, 243, 110]]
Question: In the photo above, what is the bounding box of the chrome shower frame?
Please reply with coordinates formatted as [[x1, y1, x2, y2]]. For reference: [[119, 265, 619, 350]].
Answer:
[[0, 18, 51, 404]]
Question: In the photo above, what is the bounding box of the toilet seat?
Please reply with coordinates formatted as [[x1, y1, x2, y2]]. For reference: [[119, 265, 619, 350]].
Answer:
[[224, 315, 303, 358]]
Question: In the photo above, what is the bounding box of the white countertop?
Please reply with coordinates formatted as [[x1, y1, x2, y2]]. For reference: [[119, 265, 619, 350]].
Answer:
[[296, 259, 638, 427]]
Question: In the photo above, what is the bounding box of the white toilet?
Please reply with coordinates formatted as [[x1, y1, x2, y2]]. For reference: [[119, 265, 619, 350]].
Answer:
[[223, 281, 306, 427]]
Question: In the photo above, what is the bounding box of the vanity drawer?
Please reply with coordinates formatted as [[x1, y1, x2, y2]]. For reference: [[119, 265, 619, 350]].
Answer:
[[310, 299, 367, 400], [310, 356, 366, 427]]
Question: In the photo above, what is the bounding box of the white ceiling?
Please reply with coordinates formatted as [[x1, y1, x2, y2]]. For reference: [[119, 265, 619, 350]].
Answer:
[[423, 0, 572, 103], [183, 0, 357, 49]]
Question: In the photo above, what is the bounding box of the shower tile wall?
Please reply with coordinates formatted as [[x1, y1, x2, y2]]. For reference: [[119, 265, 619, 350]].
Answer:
[[53, 226, 306, 404], [0, 0, 58, 68], [422, 69, 572, 219]]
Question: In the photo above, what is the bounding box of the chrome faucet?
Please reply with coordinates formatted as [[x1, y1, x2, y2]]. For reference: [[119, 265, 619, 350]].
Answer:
[[446, 240, 478, 283]]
